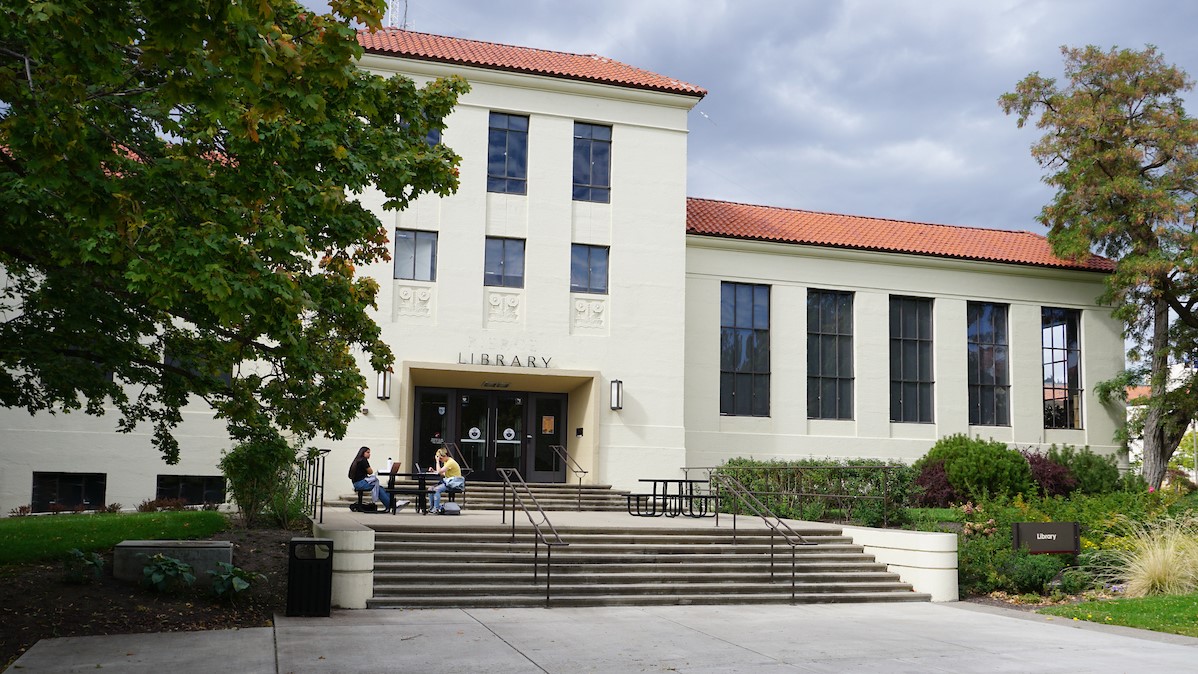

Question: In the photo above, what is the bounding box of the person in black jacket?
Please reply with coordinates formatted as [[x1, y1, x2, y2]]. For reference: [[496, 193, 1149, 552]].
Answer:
[[348, 446, 390, 511]]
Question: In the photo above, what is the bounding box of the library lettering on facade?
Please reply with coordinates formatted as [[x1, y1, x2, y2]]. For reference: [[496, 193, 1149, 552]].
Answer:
[[0, 29, 1123, 514]]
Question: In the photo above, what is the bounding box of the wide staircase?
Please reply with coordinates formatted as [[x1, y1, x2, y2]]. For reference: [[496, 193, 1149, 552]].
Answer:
[[365, 522, 931, 608]]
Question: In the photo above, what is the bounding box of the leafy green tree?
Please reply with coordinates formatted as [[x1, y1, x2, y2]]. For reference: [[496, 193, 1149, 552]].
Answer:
[[1000, 45, 1198, 489], [0, 1, 468, 461]]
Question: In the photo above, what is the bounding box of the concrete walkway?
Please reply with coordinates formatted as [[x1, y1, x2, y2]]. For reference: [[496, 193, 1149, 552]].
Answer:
[[13, 601, 1198, 673]]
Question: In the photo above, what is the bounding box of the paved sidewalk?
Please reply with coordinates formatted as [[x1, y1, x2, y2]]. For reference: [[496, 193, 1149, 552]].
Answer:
[[12, 601, 1198, 673]]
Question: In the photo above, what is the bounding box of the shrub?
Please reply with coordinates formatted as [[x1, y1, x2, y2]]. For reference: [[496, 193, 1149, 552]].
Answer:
[[136, 497, 188, 513], [221, 437, 302, 528], [717, 457, 910, 524], [1058, 568, 1095, 595], [8, 505, 31, 517], [913, 460, 959, 507], [1021, 449, 1077, 497], [1086, 514, 1198, 597], [1047, 444, 1120, 495], [209, 562, 265, 603], [142, 554, 196, 593], [103, 503, 123, 513], [1005, 552, 1066, 594], [917, 434, 1033, 503], [1163, 468, 1197, 495], [62, 548, 105, 584]]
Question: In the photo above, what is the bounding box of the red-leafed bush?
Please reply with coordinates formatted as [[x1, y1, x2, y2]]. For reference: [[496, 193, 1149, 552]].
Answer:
[[914, 459, 960, 507], [1021, 449, 1077, 497]]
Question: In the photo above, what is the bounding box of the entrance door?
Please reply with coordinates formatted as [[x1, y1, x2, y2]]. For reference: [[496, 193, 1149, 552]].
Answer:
[[413, 387, 568, 482], [528, 394, 567, 482], [491, 393, 525, 480]]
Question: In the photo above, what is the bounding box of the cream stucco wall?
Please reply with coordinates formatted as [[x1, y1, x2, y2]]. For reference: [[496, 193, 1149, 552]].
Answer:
[[683, 237, 1125, 467]]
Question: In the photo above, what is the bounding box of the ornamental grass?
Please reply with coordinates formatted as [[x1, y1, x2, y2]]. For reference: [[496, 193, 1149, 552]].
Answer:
[[1089, 514, 1198, 597]]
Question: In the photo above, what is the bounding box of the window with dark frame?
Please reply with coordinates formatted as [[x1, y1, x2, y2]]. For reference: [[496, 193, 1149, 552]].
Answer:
[[487, 112, 529, 194], [484, 237, 525, 288], [570, 244, 609, 294], [967, 302, 1010, 426], [720, 282, 770, 416], [31, 472, 107, 513], [163, 350, 232, 387], [1042, 307, 1083, 429], [807, 290, 854, 419], [573, 122, 611, 203], [889, 296, 934, 423], [394, 229, 438, 281], [156, 475, 227, 505]]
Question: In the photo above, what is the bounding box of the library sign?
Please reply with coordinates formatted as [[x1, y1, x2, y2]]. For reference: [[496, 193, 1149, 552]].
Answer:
[[1012, 522, 1080, 555]]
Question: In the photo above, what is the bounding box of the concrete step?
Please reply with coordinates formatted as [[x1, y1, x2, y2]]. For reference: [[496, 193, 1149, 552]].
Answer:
[[367, 591, 931, 609], [375, 570, 903, 585], [373, 561, 893, 576]]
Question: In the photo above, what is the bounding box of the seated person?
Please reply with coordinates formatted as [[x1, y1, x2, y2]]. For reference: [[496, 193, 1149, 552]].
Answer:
[[348, 446, 391, 512], [428, 447, 464, 514]]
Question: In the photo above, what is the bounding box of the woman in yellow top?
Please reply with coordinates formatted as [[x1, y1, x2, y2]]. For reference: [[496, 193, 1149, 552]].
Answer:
[[429, 447, 463, 514]]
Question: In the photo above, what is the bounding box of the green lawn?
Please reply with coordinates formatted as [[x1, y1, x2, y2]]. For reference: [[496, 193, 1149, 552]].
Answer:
[[0, 511, 228, 566], [1039, 592, 1198, 637]]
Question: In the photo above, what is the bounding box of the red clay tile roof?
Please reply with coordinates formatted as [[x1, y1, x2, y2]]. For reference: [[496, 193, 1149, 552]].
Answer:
[[358, 28, 706, 98], [686, 198, 1115, 272], [1126, 385, 1152, 401]]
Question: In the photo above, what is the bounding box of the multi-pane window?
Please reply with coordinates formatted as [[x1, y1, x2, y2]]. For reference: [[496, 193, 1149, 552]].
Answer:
[[967, 302, 1010, 426], [1042, 307, 1082, 429], [807, 290, 854, 419], [573, 122, 611, 203], [394, 229, 437, 281], [487, 112, 528, 194], [720, 282, 770, 416], [484, 237, 525, 288], [31, 472, 107, 513], [164, 349, 232, 387], [157, 475, 227, 505], [890, 296, 934, 423], [570, 244, 609, 294]]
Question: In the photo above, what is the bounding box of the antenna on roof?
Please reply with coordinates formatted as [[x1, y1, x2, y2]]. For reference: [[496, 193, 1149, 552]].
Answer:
[[384, 0, 409, 29]]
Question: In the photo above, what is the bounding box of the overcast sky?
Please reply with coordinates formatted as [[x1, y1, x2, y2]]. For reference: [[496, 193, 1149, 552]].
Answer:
[[331, 0, 1198, 234]]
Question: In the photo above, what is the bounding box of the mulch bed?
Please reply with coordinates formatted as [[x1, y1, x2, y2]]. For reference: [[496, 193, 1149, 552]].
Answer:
[[0, 523, 296, 670]]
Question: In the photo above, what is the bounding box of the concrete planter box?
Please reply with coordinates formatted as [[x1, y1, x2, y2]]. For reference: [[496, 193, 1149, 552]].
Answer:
[[113, 540, 233, 587], [841, 525, 958, 602]]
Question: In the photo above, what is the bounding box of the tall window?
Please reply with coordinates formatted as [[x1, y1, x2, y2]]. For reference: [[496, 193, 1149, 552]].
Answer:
[[484, 237, 525, 288], [720, 282, 770, 416], [807, 290, 854, 419], [890, 296, 934, 423], [394, 229, 437, 281], [487, 112, 528, 194], [570, 244, 609, 294], [573, 122, 611, 203], [1042, 307, 1082, 429], [31, 472, 106, 513], [967, 302, 1010, 426]]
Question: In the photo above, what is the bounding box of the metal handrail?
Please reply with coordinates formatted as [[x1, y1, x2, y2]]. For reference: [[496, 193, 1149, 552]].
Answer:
[[302, 448, 331, 524], [496, 468, 570, 607], [709, 471, 815, 602], [684, 464, 896, 527], [442, 442, 474, 476], [548, 445, 588, 511]]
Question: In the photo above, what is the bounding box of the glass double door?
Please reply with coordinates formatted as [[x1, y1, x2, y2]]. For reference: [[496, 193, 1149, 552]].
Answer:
[[414, 387, 567, 483]]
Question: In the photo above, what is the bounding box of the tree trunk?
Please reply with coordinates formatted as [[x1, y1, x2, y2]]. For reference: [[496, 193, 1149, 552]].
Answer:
[[1141, 296, 1180, 489]]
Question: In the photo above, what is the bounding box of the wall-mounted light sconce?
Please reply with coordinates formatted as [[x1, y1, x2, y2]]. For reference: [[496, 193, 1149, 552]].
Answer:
[[376, 367, 393, 400], [610, 379, 623, 410]]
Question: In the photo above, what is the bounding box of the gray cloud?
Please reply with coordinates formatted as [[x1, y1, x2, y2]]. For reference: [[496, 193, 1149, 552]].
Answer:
[[313, 0, 1198, 233]]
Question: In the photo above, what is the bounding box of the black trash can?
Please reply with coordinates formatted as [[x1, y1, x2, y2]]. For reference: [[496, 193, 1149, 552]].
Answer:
[[286, 537, 334, 617]]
